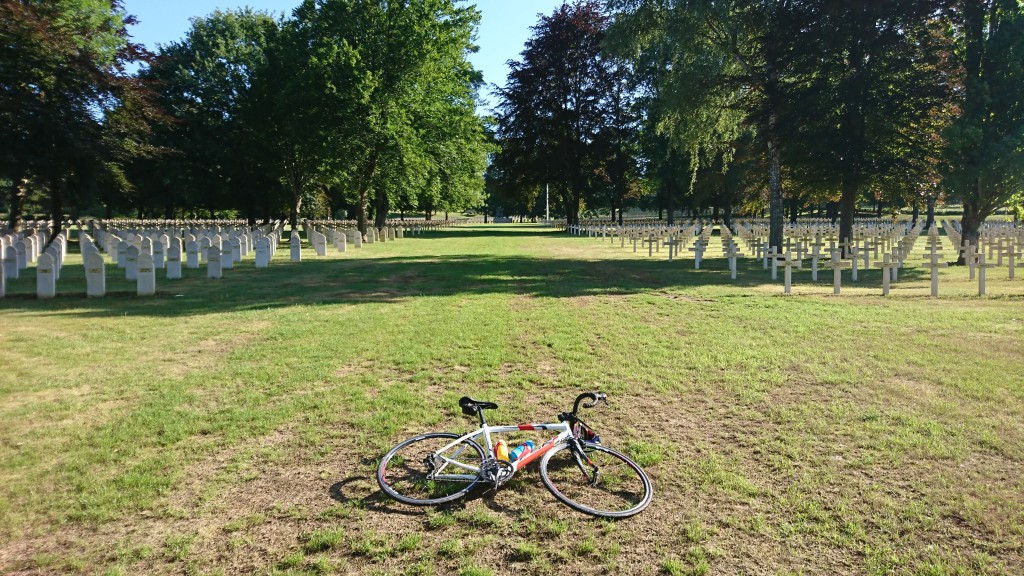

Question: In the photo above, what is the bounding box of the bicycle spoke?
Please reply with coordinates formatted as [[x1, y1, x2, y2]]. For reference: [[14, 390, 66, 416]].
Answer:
[[541, 442, 652, 517], [378, 433, 485, 505]]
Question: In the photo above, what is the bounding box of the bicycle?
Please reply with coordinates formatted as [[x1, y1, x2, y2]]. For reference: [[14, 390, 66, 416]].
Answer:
[[376, 391, 652, 518]]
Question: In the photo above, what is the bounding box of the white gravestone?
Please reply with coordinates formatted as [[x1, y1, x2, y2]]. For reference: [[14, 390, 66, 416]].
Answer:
[[85, 252, 106, 297], [46, 247, 62, 281], [221, 239, 235, 270], [125, 245, 139, 281], [230, 237, 242, 263], [16, 241, 28, 270], [117, 241, 128, 268], [290, 233, 302, 262], [201, 237, 213, 263], [4, 245, 18, 280], [166, 242, 183, 280], [186, 240, 200, 269], [36, 252, 56, 299], [311, 230, 327, 255], [335, 232, 347, 253], [397, 227, 404, 239], [255, 237, 271, 268], [365, 228, 376, 244], [137, 253, 156, 296], [207, 245, 223, 279], [152, 240, 165, 269], [159, 234, 171, 262]]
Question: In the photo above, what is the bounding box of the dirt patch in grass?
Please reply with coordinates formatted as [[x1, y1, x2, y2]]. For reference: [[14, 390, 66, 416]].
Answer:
[[334, 360, 377, 379], [166, 325, 272, 378], [3, 379, 1023, 575]]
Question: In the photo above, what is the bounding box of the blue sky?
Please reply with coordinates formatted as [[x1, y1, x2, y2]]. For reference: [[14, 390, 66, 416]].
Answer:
[[123, 0, 567, 113]]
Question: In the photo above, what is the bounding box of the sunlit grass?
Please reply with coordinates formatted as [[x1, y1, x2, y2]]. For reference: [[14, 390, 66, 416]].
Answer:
[[0, 223, 1021, 575]]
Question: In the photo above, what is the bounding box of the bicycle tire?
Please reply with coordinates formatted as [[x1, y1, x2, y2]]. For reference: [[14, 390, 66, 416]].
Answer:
[[377, 432, 485, 506], [540, 441, 652, 518]]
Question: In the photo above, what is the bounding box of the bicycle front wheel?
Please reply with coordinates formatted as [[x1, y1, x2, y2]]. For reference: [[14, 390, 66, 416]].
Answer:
[[540, 442, 652, 518], [377, 432, 485, 506]]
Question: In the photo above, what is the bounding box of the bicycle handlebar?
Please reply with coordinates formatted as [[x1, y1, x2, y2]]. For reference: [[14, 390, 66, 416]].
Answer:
[[572, 391, 606, 415]]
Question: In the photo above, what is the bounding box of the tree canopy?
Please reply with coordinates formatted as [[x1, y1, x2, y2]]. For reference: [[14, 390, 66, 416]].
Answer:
[[1, 0, 489, 233], [490, 0, 1022, 248], [2, 0, 1022, 241]]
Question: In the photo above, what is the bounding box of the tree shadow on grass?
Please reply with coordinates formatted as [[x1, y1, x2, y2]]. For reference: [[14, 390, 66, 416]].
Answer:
[[0, 248, 946, 319]]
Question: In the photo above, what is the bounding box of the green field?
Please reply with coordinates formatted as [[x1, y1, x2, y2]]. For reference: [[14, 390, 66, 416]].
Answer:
[[1, 224, 1022, 575]]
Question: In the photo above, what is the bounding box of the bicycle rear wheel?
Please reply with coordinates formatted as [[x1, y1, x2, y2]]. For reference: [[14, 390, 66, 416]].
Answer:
[[540, 441, 652, 518], [377, 432, 485, 506]]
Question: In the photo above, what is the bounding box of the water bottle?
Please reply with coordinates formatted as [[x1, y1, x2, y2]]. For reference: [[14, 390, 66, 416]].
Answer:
[[509, 440, 534, 462], [494, 441, 510, 461]]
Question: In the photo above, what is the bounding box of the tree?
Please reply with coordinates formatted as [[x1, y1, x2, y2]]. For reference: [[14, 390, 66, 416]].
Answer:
[[607, 0, 795, 248], [0, 0, 159, 237], [785, 1, 952, 251], [943, 0, 1024, 259], [140, 9, 284, 222], [495, 1, 625, 226], [291, 0, 486, 234]]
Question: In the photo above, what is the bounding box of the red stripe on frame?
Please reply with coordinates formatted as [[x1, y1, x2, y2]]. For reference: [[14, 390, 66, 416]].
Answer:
[[513, 439, 557, 469], [517, 424, 535, 431]]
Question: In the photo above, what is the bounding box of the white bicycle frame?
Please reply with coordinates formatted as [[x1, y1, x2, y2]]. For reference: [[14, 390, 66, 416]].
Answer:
[[430, 421, 574, 481]]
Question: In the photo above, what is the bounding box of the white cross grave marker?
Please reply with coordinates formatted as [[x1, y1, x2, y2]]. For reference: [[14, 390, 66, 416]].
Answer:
[[921, 252, 947, 297], [826, 251, 850, 295]]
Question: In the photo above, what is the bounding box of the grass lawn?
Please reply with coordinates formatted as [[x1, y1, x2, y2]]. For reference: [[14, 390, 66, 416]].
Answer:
[[1, 223, 1022, 575]]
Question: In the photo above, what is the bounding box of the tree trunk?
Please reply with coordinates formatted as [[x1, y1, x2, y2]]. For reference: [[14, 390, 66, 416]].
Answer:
[[355, 152, 379, 235], [374, 186, 388, 229], [7, 176, 26, 232], [839, 176, 858, 257], [911, 201, 919, 226], [925, 195, 936, 229], [49, 176, 64, 244], [765, 119, 784, 250], [958, 201, 983, 265]]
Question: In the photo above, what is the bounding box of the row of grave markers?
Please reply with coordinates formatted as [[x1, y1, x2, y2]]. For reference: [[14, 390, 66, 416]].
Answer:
[[0, 217, 465, 299], [568, 218, 1023, 296]]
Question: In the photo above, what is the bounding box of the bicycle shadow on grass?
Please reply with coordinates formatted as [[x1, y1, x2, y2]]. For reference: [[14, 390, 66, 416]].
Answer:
[[327, 476, 423, 517], [327, 474, 586, 524]]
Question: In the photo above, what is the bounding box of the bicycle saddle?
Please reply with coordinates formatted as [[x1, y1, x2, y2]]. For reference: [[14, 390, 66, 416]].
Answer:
[[459, 396, 498, 416]]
